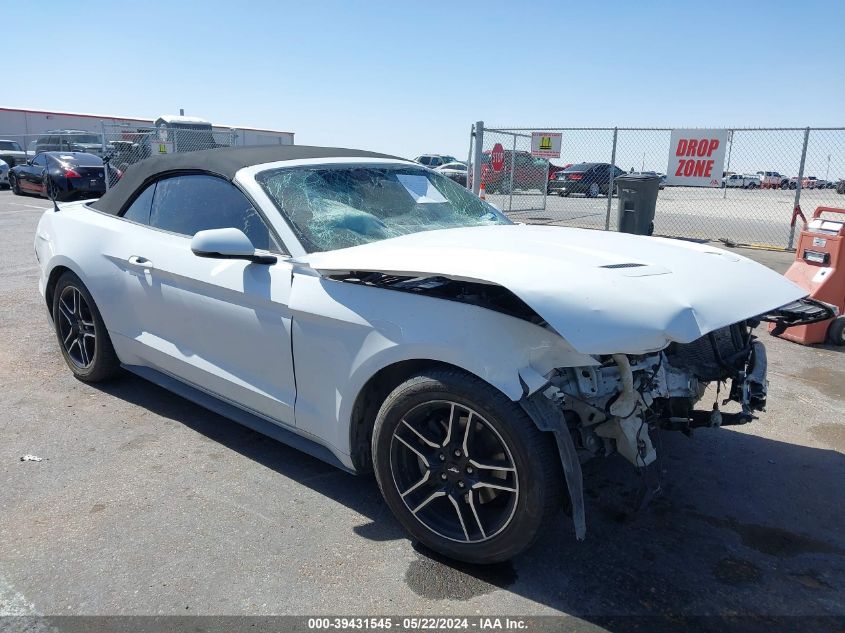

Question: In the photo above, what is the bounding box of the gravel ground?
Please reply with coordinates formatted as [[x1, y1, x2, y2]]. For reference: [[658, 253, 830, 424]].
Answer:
[[0, 189, 843, 630]]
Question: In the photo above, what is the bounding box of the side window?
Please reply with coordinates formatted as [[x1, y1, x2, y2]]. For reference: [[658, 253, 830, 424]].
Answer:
[[148, 174, 282, 252], [33, 154, 47, 167], [121, 182, 156, 224], [418, 156, 431, 165]]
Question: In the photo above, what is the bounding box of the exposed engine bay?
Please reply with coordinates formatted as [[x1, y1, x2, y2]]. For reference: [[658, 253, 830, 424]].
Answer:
[[514, 319, 771, 541], [546, 319, 768, 470]]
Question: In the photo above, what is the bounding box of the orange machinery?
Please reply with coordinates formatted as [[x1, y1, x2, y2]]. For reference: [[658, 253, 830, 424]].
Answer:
[[771, 206, 845, 345]]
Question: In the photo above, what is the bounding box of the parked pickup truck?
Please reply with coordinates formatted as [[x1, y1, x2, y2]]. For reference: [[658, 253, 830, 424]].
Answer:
[[723, 173, 761, 188], [756, 171, 789, 189], [0, 139, 27, 168]]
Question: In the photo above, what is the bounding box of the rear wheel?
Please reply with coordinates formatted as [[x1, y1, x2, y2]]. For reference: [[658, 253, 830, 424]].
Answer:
[[587, 182, 600, 198], [372, 368, 562, 564], [45, 176, 61, 201], [52, 271, 120, 382], [827, 317, 845, 346]]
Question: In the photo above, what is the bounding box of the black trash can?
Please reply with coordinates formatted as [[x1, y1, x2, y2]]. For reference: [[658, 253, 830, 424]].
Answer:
[[614, 173, 661, 235]]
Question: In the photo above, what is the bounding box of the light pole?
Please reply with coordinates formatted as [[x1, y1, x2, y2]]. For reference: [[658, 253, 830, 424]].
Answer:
[[826, 154, 831, 181]]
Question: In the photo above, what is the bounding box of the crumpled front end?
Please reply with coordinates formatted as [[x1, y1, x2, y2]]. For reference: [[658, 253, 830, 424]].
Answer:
[[523, 317, 776, 540]]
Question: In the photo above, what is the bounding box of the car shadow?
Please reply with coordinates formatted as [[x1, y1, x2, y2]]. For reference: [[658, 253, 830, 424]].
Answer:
[[93, 373, 405, 539], [92, 374, 845, 629]]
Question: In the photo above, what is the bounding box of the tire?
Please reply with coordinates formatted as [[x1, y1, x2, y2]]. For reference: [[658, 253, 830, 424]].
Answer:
[[586, 182, 600, 198], [372, 368, 562, 564], [52, 271, 121, 382], [10, 173, 21, 195], [827, 317, 845, 346], [45, 176, 60, 201], [748, 183, 757, 189]]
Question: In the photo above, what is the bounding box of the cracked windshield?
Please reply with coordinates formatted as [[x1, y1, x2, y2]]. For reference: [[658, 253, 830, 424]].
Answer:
[[256, 165, 510, 252]]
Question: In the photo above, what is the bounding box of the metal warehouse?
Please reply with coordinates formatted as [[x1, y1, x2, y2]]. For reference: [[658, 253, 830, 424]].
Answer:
[[0, 106, 294, 148]]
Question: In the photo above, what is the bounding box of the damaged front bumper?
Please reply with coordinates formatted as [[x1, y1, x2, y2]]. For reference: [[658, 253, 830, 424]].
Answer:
[[756, 297, 838, 336], [519, 299, 830, 541]]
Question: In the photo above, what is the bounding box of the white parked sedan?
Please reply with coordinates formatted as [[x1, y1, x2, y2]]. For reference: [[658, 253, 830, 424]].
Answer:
[[34, 145, 832, 563]]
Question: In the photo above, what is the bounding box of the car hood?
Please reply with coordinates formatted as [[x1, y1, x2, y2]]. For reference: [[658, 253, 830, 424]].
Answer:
[[296, 224, 806, 355]]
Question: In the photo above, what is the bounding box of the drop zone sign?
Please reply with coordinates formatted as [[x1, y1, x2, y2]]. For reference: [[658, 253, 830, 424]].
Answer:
[[666, 129, 728, 187]]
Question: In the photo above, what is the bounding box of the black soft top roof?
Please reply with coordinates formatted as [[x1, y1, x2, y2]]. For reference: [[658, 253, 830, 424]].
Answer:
[[92, 144, 403, 216]]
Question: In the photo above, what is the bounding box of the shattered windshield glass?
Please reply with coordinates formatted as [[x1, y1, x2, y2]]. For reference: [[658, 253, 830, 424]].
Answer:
[[256, 164, 511, 252]]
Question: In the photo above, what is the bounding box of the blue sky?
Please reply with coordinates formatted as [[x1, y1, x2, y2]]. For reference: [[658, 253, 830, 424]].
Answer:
[[5, 0, 844, 159]]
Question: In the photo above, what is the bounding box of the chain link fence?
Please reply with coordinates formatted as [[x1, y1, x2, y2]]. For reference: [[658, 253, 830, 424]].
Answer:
[[468, 124, 845, 249], [101, 123, 236, 187]]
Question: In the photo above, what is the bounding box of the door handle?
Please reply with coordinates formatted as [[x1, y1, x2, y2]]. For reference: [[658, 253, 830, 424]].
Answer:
[[127, 255, 153, 269]]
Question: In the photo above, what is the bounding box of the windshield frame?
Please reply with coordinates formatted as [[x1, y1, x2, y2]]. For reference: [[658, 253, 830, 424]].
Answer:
[[247, 159, 511, 254]]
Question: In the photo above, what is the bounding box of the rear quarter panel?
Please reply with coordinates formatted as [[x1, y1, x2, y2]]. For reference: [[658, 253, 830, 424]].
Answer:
[[35, 203, 147, 364]]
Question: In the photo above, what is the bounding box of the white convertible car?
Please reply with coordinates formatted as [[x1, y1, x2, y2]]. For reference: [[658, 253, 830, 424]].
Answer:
[[34, 145, 833, 563]]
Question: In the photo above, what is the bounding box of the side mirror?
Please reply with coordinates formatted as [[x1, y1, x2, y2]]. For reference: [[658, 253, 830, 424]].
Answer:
[[26, 158, 33, 165], [190, 228, 276, 265]]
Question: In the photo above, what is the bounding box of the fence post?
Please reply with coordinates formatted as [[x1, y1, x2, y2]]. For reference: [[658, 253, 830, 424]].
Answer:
[[722, 129, 733, 199], [540, 157, 549, 212], [508, 133, 516, 211], [101, 122, 110, 192], [604, 127, 618, 231], [788, 127, 810, 249], [465, 124, 474, 190], [471, 121, 484, 195]]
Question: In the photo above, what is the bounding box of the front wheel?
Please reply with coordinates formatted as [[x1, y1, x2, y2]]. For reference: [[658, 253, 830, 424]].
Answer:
[[372, 368, 562, 564], [10, 173, 21, 195], [828, 317, 845, 346], [52, 271, 121, 382]]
